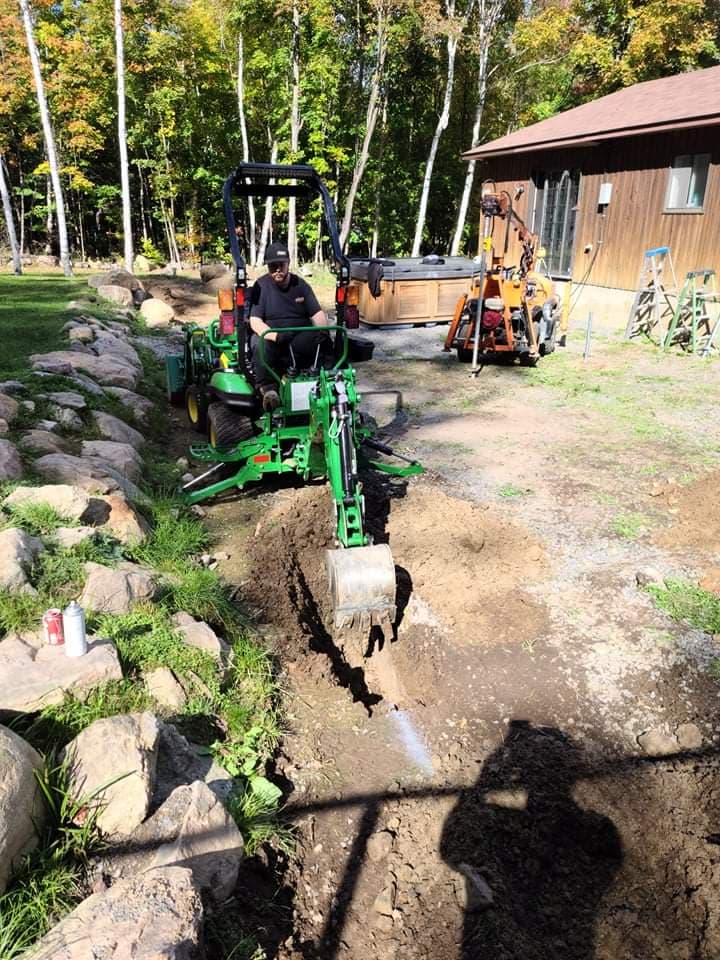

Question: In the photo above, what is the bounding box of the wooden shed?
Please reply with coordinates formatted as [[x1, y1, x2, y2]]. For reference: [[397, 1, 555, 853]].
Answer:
[[463, 66, 720, 294]]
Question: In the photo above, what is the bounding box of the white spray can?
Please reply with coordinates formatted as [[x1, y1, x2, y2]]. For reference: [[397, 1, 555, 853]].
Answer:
[[63, 600, 88, 657]]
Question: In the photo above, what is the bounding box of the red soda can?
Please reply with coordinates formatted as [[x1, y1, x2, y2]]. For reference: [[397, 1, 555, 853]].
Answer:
[[43, 608, 65, 645]]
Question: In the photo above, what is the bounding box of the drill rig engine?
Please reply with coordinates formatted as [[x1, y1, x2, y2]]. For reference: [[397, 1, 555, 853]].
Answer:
[[444, 184, 562, 369]]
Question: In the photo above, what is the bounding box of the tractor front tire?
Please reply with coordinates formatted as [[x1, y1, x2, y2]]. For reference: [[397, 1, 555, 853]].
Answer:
[[186, 385, 208, 433], [208, 403, 254, 448]]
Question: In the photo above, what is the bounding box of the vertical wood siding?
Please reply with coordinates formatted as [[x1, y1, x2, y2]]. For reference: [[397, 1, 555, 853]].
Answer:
[[475, 127, 720, 290]]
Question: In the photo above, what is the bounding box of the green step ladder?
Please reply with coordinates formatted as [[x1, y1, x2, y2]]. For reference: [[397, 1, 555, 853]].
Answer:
[[625, 246, 677, 342], [662, 269, 720, 356]]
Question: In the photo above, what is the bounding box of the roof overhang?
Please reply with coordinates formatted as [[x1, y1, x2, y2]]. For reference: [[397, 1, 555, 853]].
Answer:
[[463, 115, 720, 161]]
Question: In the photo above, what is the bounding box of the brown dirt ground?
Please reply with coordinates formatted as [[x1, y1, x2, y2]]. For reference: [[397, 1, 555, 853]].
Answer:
[[179, 287, 720, 960]]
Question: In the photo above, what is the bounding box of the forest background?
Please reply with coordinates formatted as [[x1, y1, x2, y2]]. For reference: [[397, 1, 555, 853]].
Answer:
[[1, 0, 719, 272]]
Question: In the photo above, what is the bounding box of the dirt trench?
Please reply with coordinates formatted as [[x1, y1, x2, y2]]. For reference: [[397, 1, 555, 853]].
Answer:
[[187, 316, 720, 960]]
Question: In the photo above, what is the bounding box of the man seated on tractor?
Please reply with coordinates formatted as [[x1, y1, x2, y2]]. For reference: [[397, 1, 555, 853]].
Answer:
[[249, 240, 331, 411]]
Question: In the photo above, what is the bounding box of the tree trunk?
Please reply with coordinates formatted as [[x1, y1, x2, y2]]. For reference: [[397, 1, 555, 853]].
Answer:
[[339, 5, 388, 252], [115, 0, 133, 270], [257, 139, 278, 266], [237, 33, 257, 265], [0, 154, 22, 274], [451, 0, 502, 255], [287, 0, 300, 265], [411, 4, 459, 257], [17, 154, 26, 254], [18, 0, 72, 275]]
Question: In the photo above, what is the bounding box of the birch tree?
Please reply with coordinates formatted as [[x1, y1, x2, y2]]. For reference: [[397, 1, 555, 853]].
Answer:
[[18, 0, 72, 275], [411, 0, 471, 256], [115, 0, 133, 270], [237, 32, 257, 265], [287, 0, 301, 265], [0, 154, 22, 274], [450, 0, 503, 254], [339, 1, 388, 252]]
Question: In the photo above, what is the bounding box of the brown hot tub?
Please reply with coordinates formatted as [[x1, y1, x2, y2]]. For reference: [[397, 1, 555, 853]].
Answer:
[[350, 256, 477, 326]]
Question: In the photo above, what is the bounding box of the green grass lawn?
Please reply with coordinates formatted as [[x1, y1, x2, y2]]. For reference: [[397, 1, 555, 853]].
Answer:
[[0, 274, 88, 378]]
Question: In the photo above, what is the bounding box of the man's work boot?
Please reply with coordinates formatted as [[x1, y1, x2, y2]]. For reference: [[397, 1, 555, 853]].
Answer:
[[261, 387, 280, 412]]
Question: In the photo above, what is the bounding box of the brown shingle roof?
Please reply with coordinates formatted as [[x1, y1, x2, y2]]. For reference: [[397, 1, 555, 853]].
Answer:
[[464, 65, 720, 159]]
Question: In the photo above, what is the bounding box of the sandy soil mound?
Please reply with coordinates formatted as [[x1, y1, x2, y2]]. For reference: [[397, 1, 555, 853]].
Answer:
[[654, 470, 720, 556]]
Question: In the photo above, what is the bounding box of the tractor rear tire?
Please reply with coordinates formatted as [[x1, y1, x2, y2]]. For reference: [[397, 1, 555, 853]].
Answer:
[[208, 403, 255, 448], [186, 385, 207, 433]]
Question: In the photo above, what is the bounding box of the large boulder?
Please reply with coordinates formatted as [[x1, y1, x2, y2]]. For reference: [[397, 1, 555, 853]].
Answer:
[[3, 483, 91, 521], [32, 453, 146, 504], [65, 712, 160, 837], [91, 410, 145, 450], [111, 781, 243, 903], [200, 262, 228, 283], [79, 561, 156, 614], [0, 393, 19, 425], [97, 284, 134, 308], [81, 440, 143, 483], [46, 391, 86, 411], [0, 440, 22, 481], [28, 866, 203, 960], [104, 387, 154, 423], [154, 722, 234, 807], [0, 633, 122, 712], [30, 350, 140, 390], [88, 268, 143, 292], [171, 612, 228, 660], [140, 298, 175, 328], [47, 404, 83, 432], [0, 727, 45, 895], [0, 528, 44, 593], [17, 430, 70, 456], [145, 668, 187, 709], [90, 333, 142, 370], [204, 273, 234, 294], [82, 493, 149, 545], [68, 325, 95, 344]]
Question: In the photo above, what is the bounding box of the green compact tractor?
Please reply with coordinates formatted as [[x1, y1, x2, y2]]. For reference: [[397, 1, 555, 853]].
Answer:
[[166, 162, 422, 629]]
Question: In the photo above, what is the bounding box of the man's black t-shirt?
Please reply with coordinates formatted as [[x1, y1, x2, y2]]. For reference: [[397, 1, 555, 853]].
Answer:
[[249, 273, 322, 330]]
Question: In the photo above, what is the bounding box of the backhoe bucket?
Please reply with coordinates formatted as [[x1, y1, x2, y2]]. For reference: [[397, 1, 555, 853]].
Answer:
[[326, 543, 397, 631]]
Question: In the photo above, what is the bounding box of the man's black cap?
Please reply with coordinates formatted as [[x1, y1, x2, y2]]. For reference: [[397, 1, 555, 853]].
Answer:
[[264, 241, 290, 264]]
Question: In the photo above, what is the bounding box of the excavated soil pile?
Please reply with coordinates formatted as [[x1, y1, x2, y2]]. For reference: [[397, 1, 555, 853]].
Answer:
[[654, 470, 720, 556], [242, 478, 549, 701]]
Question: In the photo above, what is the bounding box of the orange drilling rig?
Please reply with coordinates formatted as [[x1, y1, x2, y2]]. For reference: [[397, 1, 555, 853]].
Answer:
[[444, 182, 564, 369]]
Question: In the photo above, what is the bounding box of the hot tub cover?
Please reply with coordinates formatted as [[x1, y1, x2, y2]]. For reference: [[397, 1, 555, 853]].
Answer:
[[350, 256, 478, 297]]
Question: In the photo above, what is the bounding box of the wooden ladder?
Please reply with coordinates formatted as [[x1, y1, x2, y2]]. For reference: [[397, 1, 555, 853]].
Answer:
[[625, 246, 678, 342], [663, 269, 720, 356]]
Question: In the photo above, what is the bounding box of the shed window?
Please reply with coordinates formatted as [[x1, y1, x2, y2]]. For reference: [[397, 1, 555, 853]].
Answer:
[[530, 169, 580, 278], [665, 154, 709, 211]]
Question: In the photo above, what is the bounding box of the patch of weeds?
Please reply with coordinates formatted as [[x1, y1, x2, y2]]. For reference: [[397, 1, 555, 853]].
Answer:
[[33, 538, 120, 600], [0, 752, 105, 958], [130, 498, 208, 569], [611, 512, 651, 539], [1, 502, 76, 537], [593, 490, 620, 507], [0, 591, 46, 634], [498, 483, 531, 498], [160, 566, 235, 626], [226, 780, 292, 857], [647, 579, 720, 635], [12, 681, 153, 754]]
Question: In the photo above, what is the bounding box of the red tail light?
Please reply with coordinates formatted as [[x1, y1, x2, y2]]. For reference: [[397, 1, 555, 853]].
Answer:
[[345, 305, 360, 329], [336, 286, 346, 304], [235, 287, 245, 307], [219, 311, 235, 336]]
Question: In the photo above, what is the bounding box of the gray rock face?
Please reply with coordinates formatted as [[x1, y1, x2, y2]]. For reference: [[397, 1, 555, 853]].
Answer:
[[637, 728, 680, 756], [90, 333, 142, 370], [30, 350, 140, 390], [28, 866, 204, 960], [46, 391, 87, 411], [171, 612, 228, 660], [676, 722, 702, 750], [91, 410, 145, 450], [68, 324, 95, 343], [79, 561, 156, 613], [65, 712, 161, 837], [32, 453, 146, 503], [0, 633, 122, 712], [154, 723, 234, 808], [140, 298, 175, 328], [0, 419, 8, 436], [0, 528, 44, 593], [0, 726, 45, 895], [104, 387, 154, 423], [205, 273, 234, 293], [47, 404, 84, 432], [55, 526, 96, 548], [200, 262, 228, 283], [82, 493, 149, 545], [81, 440, 143, 483], [113, 781, 243, 903], [3, 483, 91, 520], [17, 430, 70, 456], [0, 440, 22, 481], [0, 393, 19, 424], [97, 283, 134, 307]]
